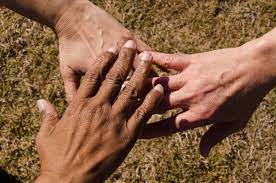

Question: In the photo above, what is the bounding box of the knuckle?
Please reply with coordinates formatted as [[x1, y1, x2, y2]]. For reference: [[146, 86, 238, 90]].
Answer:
[[164, 57, 175, 68], [145, 93, 158, 106], [198, 108, 214, 120], [60, 66, 75, 80], [85, 70, 99, 83], [143, 93, 158, 110], [105, 125, 129, 148], [122, 125, 135, 144], [188, 93, 204, 103], [65, 103, 81, 115], [123, 82, 139, 99], [45, 112, 59, 122], [134, 66, 148, 80], [119, 55, 130, 64], [121, 133, 133, 147], [98, 52, 113, 61], [106, 68, 126, 84], [136, 105, 148, 119], [120, 49, 134, 62], [79, 109, 93, 121]]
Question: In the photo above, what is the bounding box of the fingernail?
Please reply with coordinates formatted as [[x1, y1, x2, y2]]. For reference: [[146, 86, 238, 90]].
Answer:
[[123, 40, 136, 49], [107, 46, 118, 54], [139, 51, 153, 63], [154, 84, 164, 94], [37, 99, 46, 112]]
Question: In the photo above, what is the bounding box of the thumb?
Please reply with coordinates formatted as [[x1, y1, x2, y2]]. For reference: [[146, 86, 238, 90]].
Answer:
[[37, 99, 60, 135]]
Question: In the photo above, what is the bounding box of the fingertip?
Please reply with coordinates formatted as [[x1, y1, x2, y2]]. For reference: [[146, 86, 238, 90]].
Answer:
[[37, 99, 59, 134], [37, 99, 46, 113], [37, 99, 57, 114], [154, 84, 164, 94], [123, 40, 136, 49], [139, 51, 153, 63]]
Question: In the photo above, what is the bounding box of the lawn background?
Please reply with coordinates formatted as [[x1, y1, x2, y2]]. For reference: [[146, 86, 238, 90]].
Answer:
[[0, 0, 276, 182]]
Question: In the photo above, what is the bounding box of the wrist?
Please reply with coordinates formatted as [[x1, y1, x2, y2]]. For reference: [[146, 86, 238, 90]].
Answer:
[[46, 0, 85, 30], [240, 29, 276, 85], [35, 173, 83, 183], [36, 168, 91, 183], [35, 174, 62, 183], [1, 0, 80, 29], [53, 0, 94, 36]]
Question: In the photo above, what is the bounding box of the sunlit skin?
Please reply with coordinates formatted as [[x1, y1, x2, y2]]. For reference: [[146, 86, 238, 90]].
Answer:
[[55, 0, 152, 102], [35, 41, 164, 183], [2, 0, 276, 177], [1, 0, 152, 102], [142, 28, 276, 157]]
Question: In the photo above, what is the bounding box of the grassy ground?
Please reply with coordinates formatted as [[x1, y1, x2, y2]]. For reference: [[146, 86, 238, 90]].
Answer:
[[1, 0, 276, 182]]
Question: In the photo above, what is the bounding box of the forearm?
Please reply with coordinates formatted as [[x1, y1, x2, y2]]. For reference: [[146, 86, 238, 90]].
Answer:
[[0, 0, 77, 29], [240, 28, 276, 85]]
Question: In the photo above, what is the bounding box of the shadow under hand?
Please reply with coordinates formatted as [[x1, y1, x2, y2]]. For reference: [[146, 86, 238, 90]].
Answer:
[[0, 168, 21, 183]]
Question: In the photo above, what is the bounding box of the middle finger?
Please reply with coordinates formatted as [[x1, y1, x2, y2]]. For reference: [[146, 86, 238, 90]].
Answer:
[[96, 40, 137, 103], [112, 52, 152, 115]]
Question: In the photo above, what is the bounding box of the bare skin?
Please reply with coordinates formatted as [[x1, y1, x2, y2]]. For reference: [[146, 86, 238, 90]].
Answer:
[[142, 28, 276, 157], [1, 0, 152, 102], [35, 41, 164, 183]]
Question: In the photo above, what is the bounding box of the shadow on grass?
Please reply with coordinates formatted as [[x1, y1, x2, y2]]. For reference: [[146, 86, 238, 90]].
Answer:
[[0, 168, 21, 183]]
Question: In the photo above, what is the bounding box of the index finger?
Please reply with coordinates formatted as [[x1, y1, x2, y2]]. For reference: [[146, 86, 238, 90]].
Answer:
[[150, 52, 191, 71], [75, 48, 118, 101]]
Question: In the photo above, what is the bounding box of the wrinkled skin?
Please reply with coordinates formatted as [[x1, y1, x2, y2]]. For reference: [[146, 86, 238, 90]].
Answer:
[[142, 29, 276, 157], [2, 0, 152, 103], [55, 0, 152, 102], [35, 41, 163, 183]]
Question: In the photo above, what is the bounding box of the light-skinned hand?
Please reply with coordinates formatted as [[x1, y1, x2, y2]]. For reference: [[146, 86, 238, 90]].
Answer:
[[142, 28, 276, 157], [2, 0, 152, 103], [55, 0, 152, 102]]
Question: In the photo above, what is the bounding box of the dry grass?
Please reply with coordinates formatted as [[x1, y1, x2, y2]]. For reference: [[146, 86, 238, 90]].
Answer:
[[1, 0, 276, 182]]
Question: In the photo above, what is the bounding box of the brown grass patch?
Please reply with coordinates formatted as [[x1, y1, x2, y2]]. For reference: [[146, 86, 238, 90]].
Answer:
[[1, 0, 275, 182]]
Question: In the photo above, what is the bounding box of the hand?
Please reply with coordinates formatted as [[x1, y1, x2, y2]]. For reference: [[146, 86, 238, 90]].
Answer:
[[55, 0, 152, 102], [2, 0, 152, 102], [35, 41, 164, 183], [142, 29, 276, 157]]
